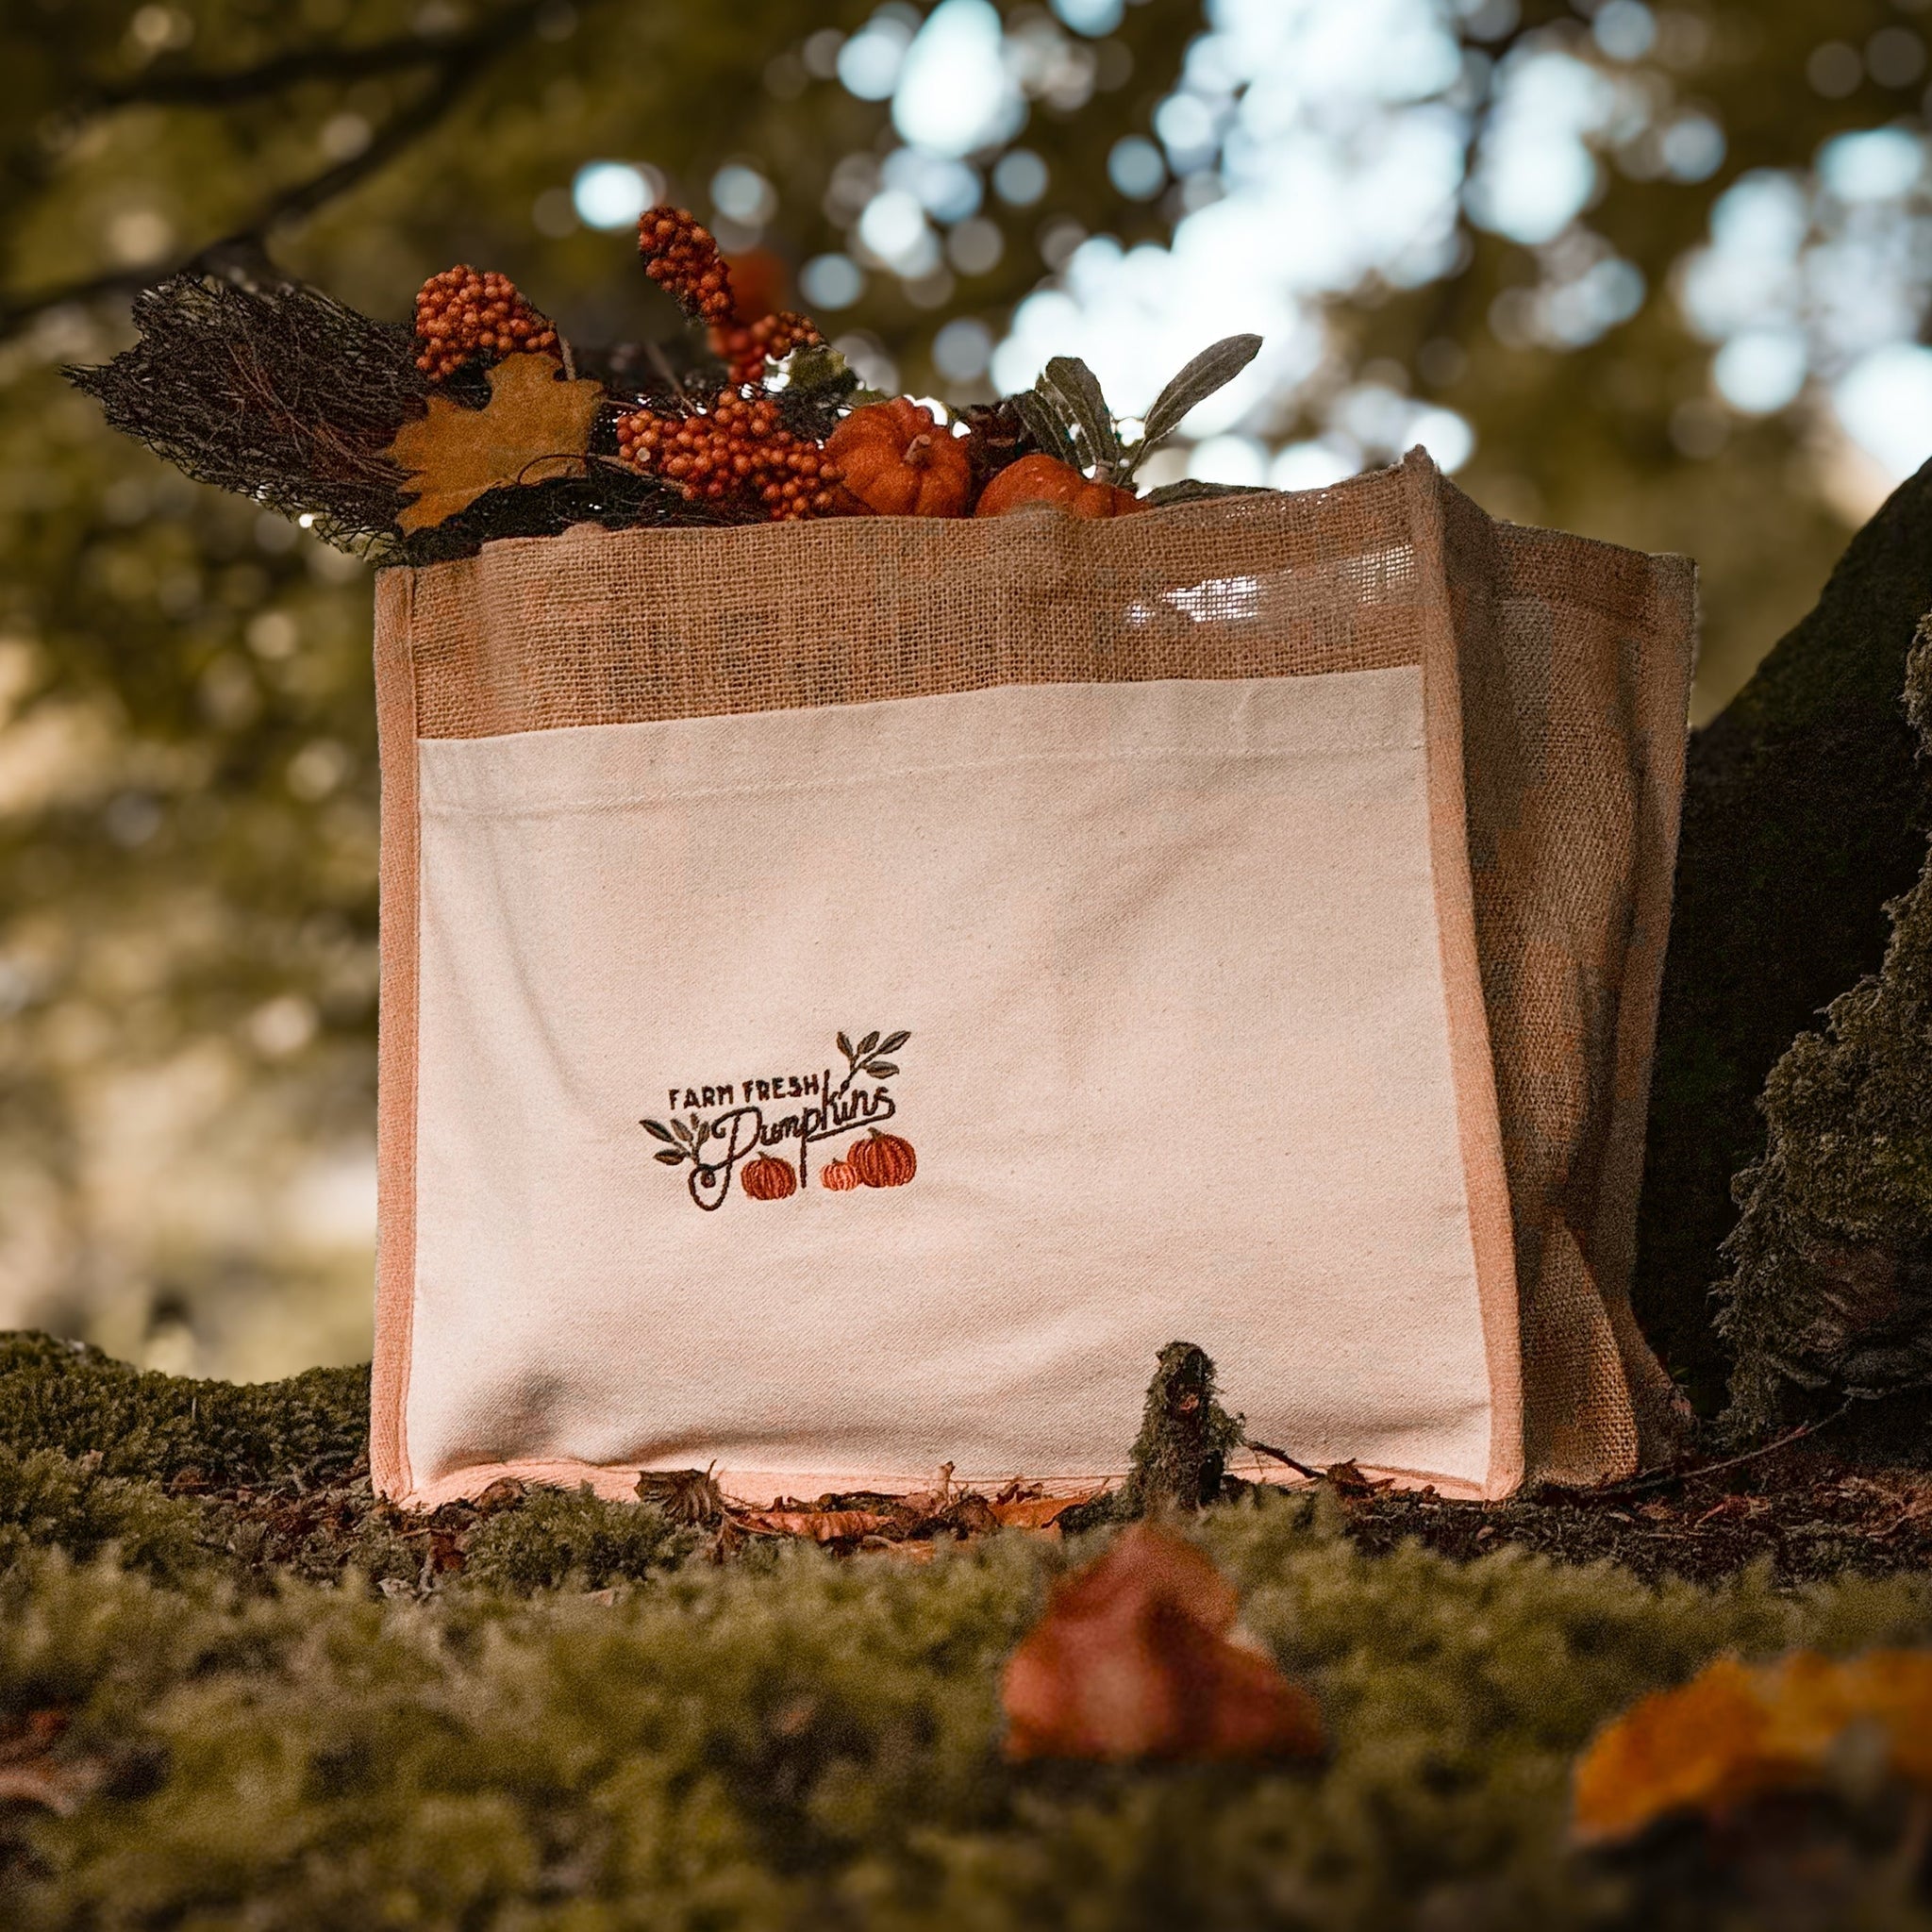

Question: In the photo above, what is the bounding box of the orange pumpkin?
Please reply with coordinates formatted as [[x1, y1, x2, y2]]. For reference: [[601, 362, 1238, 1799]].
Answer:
[[824, 399, 974, 517], [741, 1153, 798, 1201], [820, 1158, 862, 1191], [847, 1129, 916, 1189], [974, 453, 1148, 521]]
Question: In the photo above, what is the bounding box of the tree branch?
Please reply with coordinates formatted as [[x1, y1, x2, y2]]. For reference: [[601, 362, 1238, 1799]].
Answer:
[[86, 13, 531, 111], [0, 0, 550, 343]]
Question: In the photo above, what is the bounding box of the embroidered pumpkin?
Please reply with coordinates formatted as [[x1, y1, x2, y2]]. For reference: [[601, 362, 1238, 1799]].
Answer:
[[974, 453, 1148, 521], [824, 399, 974, 517], [820, 1158, 862, 1191], [847, 1129, 916, 1189], [741, 1154, 798, 1201]]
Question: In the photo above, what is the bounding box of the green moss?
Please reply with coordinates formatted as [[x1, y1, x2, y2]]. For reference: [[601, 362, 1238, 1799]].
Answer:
[[460, 1484, 700, 1593], [1122, 1340, 1245, 1513], [3, 1336, 1930, 1920], [1638, 461, 1932, 1411], [0, 1448, 203, 1583], [1054, 1341, 1249, 1535], [0, 1331, 368, 1491], [2, 1493, 1930, 1928], [1716, 625, 1932, 1440]]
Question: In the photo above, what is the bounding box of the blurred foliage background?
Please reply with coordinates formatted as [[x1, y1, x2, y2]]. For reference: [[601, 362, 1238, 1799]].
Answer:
[[4, 0, 1930, 1379]]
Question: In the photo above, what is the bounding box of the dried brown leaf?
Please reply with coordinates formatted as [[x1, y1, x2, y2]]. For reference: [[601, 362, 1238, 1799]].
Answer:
[[387, 354, 603, 532], [637, 1466, 726, 1526], [732, 1507, 896, 1542], [1001, 1523, 1325, 1763], [1324, 1459, 1393, 1498], [989, 1492, 1097, 1531]]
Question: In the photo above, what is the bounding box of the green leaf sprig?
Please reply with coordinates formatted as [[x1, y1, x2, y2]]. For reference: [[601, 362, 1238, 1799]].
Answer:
[[1010, 334, 1262, 488]]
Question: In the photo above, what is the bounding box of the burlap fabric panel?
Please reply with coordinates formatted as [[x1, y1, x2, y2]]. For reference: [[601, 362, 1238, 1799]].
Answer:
[[369, 449, 1693, 1501], [1441, 488, 1695, 1480]]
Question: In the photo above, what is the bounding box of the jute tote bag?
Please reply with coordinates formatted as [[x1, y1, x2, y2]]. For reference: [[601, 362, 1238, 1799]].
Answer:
[[369, 449, 1695, 1509]]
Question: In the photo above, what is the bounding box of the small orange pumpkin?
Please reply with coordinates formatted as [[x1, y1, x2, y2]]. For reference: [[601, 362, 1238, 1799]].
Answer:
[[974, 453, 1147, 521], [741, 1153, 798, 1201], [847, 1129, 916, 1189], [820, 1158, 862, 1191], [824, 399, 974, 517]]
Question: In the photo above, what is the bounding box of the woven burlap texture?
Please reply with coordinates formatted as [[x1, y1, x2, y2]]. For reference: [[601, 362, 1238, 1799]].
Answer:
[[376, 448, 1694, 1490]]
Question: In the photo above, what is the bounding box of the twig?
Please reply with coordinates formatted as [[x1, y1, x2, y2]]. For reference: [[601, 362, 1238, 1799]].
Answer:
[[1246, 1440, 1324, 1482], [84, 14, 532, 111], [641, 340, 692, 406], [0, 0, 562, 343], [1566, 1399, 1857, 1501]]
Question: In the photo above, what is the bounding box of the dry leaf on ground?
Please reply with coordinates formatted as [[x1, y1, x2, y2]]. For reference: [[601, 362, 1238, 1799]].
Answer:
[[733, 1507, 897, 1543], [0, 1708, 101, 1816], [1000, 1523, 1325, 1763], [988, 1492, 1091, 1532], [717, 1470, 1104, 1550], [387, 353, 603, 531], [1574, 1648, 1932, 1844]]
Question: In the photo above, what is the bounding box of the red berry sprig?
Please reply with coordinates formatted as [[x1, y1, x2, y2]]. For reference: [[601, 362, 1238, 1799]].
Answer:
[[711, 309, 824, 389], [412, 267, 559, 380], [626, 206, 840, 517], [615, 391, 842, 523], [637, 207, 735, 327], [637, 206, 823, 388]]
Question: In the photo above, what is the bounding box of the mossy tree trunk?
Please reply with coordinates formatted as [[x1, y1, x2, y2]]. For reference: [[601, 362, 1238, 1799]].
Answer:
[[1638, 459, 1932, 1410], [1715, 625, 1932, 1444]]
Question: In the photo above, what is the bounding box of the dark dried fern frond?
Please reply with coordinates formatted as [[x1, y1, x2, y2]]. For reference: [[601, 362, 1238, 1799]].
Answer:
[[400, 466, 756, 565], [65, 272, 427, 555]]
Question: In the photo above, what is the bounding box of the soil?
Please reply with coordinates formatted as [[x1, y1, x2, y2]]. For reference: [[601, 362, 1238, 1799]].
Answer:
[[1335, 1443, 1932, 1587]]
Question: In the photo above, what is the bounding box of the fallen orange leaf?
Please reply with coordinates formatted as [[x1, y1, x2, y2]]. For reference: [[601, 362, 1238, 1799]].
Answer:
[[1000, 1523, 1324, 1763], [1572, 1657, 1788, 1845], [1574, 1648, 1932, 1845], [1848, 1650, 1932, 1786]]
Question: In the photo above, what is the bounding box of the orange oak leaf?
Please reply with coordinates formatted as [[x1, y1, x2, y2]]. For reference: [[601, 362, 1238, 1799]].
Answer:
[[387, 353, 603, 532], [1573, 1648, 1932, 1845], [1000, 1523, 1325, 1763]]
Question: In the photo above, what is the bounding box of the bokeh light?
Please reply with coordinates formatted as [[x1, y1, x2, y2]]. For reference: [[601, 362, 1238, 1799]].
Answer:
[[571, 160, 659, 230]]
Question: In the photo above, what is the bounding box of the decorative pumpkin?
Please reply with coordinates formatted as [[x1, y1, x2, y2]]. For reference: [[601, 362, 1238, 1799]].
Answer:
[[824, 399, 974, 517], [741, 1153, 798, 1201], [974, 453, 1148, 521], [820, 1158, 862, 1191], [847, 1129, 917, 1189]]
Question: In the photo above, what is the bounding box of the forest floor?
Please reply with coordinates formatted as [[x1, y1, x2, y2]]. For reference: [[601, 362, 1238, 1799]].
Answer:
[[4, 1332, 1932, 1929], [152, 1434, 1932, 1597]]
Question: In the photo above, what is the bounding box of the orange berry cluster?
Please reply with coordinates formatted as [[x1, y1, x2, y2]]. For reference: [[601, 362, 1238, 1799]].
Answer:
[[711, 310, 824, 388], [615, 391, 842, 522], [412, 266, 558, 380], [638, 207, 822, 387], [637, 207, 734, 327]]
